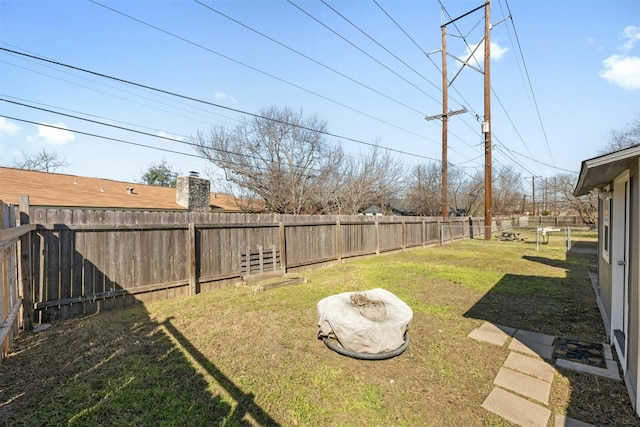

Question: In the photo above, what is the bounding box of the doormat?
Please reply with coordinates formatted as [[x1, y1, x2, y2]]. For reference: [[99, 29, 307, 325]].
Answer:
[[553, 338, 606, 369]]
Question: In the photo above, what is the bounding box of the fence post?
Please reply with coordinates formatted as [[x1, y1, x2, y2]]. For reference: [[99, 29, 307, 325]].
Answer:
[[188, 223, 198, 295], [402, 219, 406, 250], [1, 201, 8, 348], [19, 195, 33, 331], [279, 222, 287, 274], [335, 220, 342, 262], [375, 218, 380, 255]]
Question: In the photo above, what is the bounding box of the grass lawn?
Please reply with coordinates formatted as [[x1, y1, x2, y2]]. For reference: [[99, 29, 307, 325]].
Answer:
[[2, 228, 638, 426]]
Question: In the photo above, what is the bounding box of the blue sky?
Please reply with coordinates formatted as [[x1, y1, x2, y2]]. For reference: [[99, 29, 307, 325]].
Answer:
[[1, 0, 639, 191]]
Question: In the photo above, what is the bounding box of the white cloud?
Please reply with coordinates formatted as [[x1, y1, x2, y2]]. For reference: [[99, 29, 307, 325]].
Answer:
[[0, 117, 20, 137], [621, 25, 640, 52], [600, 55, 640, 90], [466, 40, 508, 66], [599, 26, 640, 90], [215, 91, 237, 104], [37, 123, 75, 145], [157, 131, 184, 141]]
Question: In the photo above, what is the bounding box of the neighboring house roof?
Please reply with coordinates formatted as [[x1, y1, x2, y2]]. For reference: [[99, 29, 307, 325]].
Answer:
[[0, 166, 241, 211], [574, 144, 640, 197]]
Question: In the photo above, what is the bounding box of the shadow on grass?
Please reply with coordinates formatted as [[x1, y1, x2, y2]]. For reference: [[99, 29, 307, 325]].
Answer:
[[0, 307, 280, 426], [162, 318, 280, 427], [464, 249, 603, 341]]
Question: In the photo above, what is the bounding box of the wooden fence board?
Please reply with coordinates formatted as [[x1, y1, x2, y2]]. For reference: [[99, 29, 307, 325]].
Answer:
[[1, 201, 19, 359]]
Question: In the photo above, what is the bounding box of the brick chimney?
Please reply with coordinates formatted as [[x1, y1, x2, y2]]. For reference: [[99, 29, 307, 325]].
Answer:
[[176, 172, 211, 211]]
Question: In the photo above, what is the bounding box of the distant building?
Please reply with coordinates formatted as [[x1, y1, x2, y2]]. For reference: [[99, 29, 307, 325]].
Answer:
[[0, 167, 242, 212]]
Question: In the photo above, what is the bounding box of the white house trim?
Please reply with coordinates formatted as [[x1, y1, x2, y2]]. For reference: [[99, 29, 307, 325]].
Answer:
[[611, 171, 630, 368]]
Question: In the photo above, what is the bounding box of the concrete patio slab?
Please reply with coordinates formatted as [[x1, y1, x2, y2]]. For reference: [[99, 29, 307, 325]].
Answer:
[[482, 387, 551, 427], [514, 329, 556, 346], [509, 337, 555, 360], [556, 357, 621, 381], [493, 366, 552, 404], [481, 322, 517, 336], [467, 322, 516, 347], [554, 414, 596, 427], [504, 351, 556, 383]]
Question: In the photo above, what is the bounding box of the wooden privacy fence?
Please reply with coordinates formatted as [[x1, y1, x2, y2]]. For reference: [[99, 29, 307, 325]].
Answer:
[[1, 201, 35, 360], [14, 207, 511, 324]]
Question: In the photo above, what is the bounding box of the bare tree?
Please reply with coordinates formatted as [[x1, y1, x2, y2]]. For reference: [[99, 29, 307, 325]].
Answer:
[[321, 146, 405, 215], [12, 148, 69, 172], [193, 106, 340, 214], [450, 169, 484, 216], [599, 113, 640, 155], [492, 166, 524, 214], [555, 173, 597, 227], [405, 162, 441, 216]]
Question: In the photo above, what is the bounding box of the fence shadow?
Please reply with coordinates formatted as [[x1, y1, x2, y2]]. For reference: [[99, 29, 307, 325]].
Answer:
[[463, 249, 640, 424], [0, 304, 281, 425], [162, 318, 280, 426]]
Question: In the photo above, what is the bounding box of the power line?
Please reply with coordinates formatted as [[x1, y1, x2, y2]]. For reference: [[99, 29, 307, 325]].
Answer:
[[85, 1, 435, 144], [0, 47, 441, 161], [1, 111, 315, 177], [0, 94, 192, 140], [1, 98, 354, 176], [504, 0, 556, 169], [0, 59, 238, 129], [195, 0, 428, 115], [314, 0, 440, 97], [2, 115, 202, 159], [495, 144, 576, 174]]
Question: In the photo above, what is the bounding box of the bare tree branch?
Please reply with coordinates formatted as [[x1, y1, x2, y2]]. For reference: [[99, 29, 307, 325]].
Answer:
[[12, 148, 69, 172]]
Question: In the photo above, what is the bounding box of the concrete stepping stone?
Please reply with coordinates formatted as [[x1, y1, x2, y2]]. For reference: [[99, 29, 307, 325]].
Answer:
[[504, 351, 556, 383], [493, 366, 552, 405], [514, 329, 556, 346], [482, 387, 551, 427], [509, 330, 556, 359], [554, 414, 596, 427], [467, 322, 516, 346]]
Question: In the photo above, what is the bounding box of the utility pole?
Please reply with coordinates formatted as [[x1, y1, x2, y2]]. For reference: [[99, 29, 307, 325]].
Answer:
[[483, 0, 492, 240], [543, 178, 547, 214], [426, 10, 468, 218], [532, 176, 536, 216], [427, 1, 494, 233], [441, 24, 448, 218], [553, 176, 557, 215]]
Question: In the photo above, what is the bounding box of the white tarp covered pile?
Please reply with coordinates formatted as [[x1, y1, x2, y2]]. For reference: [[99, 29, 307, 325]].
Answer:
[[317, 288, 413, 354]]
